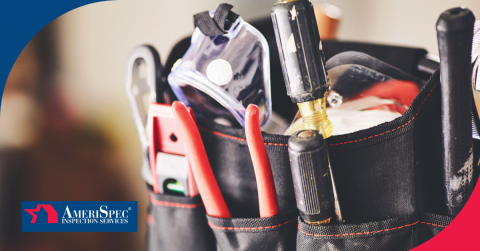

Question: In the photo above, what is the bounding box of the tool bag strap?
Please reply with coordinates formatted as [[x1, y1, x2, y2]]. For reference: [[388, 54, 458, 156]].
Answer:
[[194, 3, 239, 36]]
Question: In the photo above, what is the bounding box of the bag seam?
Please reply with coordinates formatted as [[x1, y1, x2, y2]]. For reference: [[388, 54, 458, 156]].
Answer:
[[329, 81, 438, 146], [199, 126, 288, 146], [298, 221, 419, 237], [148, 193, 203, 209], [199, 82, 439, 147], [208, 218, 296, 231], [420, 221, 446, 228], [298, 220, 446, 237]]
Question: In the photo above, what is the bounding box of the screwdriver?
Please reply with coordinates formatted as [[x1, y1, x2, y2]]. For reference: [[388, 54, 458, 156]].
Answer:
[[272, 0, 333, 138], [436, 7, 475, 216], [288, 129, 342, 225]]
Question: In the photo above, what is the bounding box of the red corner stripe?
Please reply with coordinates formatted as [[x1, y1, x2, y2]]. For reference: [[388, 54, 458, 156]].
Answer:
[[198, 82, 439, 147], [208, 218, 296, 231], [148, 193, 203, 209], [298, 221, 420, 237]]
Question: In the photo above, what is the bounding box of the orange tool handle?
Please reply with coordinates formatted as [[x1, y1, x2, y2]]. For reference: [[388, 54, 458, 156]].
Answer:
[[245, 104, 279, 218], [171, 101, 231, 218]]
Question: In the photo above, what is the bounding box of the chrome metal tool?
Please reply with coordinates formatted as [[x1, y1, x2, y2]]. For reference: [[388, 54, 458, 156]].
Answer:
[[125, 45, 163, 184]]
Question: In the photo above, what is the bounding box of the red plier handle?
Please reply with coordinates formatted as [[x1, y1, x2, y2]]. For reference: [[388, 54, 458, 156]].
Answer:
[[172, 101, 231, 218], [245, 104, 279, 218]]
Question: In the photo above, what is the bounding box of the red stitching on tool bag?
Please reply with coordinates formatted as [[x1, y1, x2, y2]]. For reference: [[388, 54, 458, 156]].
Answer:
[[208, 218, 296, 230], [199, 126, 247, 142], [198, 126, 288, 146], [420, 222, 446, 228], [329, 82, 439, 146], [148, 194, 203, 208], [198, 81, 439, 147], [298, 220, 420, 237]]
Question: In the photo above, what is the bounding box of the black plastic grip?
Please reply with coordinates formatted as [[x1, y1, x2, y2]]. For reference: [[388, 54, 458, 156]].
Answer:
[[271, 0, 329, 103], [288, 130, 335, 222], [436, 7, 475, 216]]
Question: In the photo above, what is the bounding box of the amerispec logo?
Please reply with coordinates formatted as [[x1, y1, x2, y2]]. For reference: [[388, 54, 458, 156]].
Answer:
[[61, 205, 131, 224], [24, 204, 58, 223], [22, 201, 138, 232]]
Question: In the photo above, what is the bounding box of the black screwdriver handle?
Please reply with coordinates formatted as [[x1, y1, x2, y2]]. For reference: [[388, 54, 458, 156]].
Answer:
[[288, 130, 336, 223], [272, 0, 329, 103], [436, 7, 475, 216]]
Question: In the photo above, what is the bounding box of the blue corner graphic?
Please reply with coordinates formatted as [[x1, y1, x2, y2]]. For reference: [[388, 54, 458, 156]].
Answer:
[[0, 0, 111, 111]]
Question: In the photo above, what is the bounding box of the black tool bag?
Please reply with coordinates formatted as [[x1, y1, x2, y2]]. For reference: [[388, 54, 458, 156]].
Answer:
[[144, 15, 477, 251], [145, 69, 476, 250]]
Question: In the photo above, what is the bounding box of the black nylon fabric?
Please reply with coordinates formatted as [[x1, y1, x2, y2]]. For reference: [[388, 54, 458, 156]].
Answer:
[[417, 212, 453, 241], [146, 70, 462, 250], [207, 210, 298, 251], [412, 73, 447, 215], [296, 212, 452, 251], [328, 130, 416, 223], [187, 70, 459, 250], [199, 125, 294, 218], [199, 71, 442, 221], [145, 185, 216, 251]]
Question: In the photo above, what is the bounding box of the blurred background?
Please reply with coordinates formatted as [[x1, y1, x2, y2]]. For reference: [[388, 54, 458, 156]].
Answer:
[[1, 0, 479, 250]]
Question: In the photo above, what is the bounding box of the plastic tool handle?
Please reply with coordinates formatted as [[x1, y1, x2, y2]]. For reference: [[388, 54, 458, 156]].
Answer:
[[172, 101, 231, 218], [288, 129, 335, 223], [245, 104, 279, 218], [272, 0, 329, 103], [436, 7, 475, 216]]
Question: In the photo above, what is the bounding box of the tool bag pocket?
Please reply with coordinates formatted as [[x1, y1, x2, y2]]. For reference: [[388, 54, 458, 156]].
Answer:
[[417, 212, 454, 241], [146, 185, 216, 251], [194, 70, 468, 250], [206, 210, 298, 251], [296, 212, 453, 251]]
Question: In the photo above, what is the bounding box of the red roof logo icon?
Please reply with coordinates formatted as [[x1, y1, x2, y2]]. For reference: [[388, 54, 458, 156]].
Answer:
[[24, 204, 58, 223]]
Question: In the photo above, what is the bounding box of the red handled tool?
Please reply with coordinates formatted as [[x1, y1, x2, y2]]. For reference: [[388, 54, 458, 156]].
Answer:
[[245, 104, 279, 218], [172, 101, 231, 218], [147, 103, 198, 196]]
